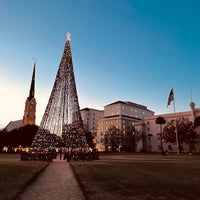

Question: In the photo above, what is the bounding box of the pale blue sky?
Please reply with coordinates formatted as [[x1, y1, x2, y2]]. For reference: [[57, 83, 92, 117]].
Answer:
[[1, 0, 200, 126]]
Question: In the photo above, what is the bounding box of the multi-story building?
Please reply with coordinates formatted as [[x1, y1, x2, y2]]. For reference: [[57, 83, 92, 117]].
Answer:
[[80, 108, 104, 134], [96, 101, 154, 151], [135, 102, 200, 153], [81, 101, 200, 153]]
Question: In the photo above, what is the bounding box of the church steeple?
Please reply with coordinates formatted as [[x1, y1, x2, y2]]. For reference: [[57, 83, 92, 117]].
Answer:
[[21, 63, 36, 127], [28, 62, 35, 100]]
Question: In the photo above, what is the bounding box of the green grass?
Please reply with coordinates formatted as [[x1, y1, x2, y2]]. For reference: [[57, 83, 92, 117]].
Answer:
[[1, 153, 200, 200], [71, 153, 200, 200], [0, 153, 48, 200]]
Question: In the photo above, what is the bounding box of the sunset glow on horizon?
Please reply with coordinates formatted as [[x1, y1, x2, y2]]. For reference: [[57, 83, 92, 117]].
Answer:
[[1, 0, 200, 127]]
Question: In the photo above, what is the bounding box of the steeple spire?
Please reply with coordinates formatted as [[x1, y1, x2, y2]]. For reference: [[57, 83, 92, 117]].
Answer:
[[28, 62, 35, 100]]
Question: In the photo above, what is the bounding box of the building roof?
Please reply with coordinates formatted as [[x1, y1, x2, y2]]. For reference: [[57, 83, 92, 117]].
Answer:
[[3, 120, 22, 132], [105, 100, 147, 109], [80, 107, 103, 112], [143, 110, 192, 121]]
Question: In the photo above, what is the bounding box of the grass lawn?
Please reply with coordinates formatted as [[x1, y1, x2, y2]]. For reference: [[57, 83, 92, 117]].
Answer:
[[0, 153, 48, 200], [71, 153, 200, 200]]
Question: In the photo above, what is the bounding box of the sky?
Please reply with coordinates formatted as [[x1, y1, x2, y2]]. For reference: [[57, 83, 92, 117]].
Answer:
[[1, 0, 200, 127]]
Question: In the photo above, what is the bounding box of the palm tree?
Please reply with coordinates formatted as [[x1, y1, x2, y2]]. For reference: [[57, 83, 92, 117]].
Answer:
[[156, 116, 166, 154]]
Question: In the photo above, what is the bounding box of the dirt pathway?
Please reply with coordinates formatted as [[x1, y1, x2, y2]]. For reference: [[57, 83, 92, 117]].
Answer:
[[15, 159, 85, 200]]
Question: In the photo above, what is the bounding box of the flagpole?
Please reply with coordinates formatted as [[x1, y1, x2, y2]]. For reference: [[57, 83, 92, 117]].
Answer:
[[172, 95, 180, 155]]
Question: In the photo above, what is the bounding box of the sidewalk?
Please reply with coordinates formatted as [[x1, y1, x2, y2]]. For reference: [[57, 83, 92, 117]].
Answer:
[[16, 158, 85, 200]]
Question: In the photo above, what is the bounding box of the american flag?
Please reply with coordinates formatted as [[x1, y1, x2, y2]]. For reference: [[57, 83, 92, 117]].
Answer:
[[167, 89, 174, 107]]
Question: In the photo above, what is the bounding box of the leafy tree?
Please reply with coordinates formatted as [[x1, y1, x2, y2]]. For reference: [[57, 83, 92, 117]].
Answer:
[[163, 118, 198, 152], [121, 128, 136, 152], [194, 116, 200, 127], [163, 122, 176, 144], [103, 126, 123, 152], [194, 117, 200, 136], [19, 125, 39, 146], [0, 125, 38, 147], [85, 130, 95, 149]]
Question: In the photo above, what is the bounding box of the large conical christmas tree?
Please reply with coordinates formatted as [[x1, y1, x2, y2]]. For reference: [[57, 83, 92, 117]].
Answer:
[[32, 33, 87, 149]]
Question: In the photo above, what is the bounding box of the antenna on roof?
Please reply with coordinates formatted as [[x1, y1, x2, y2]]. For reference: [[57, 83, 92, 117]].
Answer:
[[190, 88, 193, 102]]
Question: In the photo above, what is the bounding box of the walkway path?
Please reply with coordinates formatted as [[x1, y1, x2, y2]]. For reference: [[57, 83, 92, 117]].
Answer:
[[16, 158, 85, 200]]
